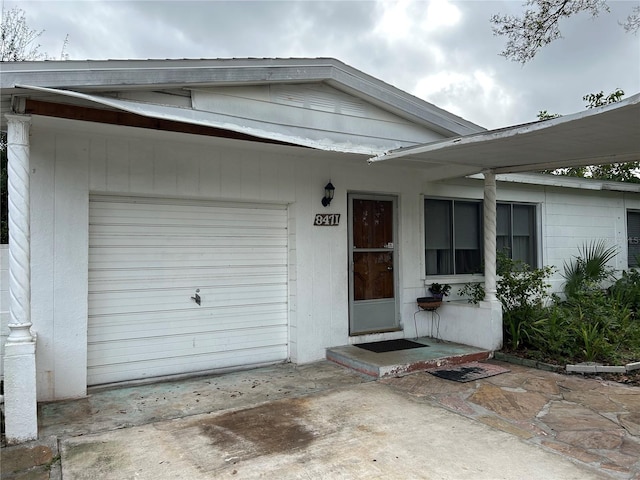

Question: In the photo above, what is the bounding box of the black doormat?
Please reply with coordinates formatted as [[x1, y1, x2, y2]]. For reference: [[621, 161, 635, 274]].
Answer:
[[355, 339, 428, 353], [426, 362, 510, 382]]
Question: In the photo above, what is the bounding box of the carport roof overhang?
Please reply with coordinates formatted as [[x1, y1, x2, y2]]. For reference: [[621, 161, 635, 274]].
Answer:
[[368, 93, 640, 179]]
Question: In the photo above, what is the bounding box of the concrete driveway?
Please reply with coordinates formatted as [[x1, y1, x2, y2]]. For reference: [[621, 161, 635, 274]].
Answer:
[[2, 360, 639, 479]]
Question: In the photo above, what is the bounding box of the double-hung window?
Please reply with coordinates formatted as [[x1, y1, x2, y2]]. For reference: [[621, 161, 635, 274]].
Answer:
[[424, 199, 482, 275], [627, 210, 640, 267], [424, 198, 537, 276], [497, 203, 537, 266]]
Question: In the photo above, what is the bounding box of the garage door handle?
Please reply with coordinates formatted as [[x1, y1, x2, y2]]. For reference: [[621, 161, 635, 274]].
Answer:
[[191, 290, 201, 306]]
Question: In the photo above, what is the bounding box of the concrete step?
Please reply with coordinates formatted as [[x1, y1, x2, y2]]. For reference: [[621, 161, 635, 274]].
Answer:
[[326, 337, 492, 378]]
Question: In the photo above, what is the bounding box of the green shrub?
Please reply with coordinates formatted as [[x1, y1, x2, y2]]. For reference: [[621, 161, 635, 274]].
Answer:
[[458, 247, 639, 364], [495, 253, 556, 350], [458, 282, 485, 304], [496, 252, 556, 312], [528, 305, 574, 360], [609, 269, 640, 315], [563, 240, 617, 298]]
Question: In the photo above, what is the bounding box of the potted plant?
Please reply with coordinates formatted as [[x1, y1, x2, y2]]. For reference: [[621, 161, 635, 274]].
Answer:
[[417, 283, 451, 311], [428, 282, 451, 299], [417, 296, 442, 310]]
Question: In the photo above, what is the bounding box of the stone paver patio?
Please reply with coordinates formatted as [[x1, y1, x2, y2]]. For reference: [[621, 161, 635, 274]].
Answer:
[[380, 360, 640, 478]]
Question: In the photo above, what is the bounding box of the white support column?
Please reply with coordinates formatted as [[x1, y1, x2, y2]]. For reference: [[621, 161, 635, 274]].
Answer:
[[483, 170, 498, 303], [3, 114, 38, 444]]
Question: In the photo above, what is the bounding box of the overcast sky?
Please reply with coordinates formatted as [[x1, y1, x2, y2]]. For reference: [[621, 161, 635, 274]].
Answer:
[[4, 0, 640, 129]]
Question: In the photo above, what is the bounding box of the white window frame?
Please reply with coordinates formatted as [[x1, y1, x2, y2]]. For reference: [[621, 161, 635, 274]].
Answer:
[[627, 210, 640, 268], [423, 197, 539, 278]]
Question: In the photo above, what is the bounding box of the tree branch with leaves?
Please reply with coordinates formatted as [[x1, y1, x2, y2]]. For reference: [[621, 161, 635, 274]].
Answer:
[[538, 88, 640, 182], [492, 0, 638, 64], [0, 6, 45, 62]]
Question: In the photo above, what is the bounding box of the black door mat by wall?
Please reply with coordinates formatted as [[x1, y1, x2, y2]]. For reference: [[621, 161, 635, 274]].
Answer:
[[426, 362, 510, 382], [355, 339, 428, 353]]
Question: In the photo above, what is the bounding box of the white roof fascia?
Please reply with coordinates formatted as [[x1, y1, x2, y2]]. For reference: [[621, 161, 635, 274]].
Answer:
[[324, 66, 483, 137], [368, 93, 640, 174], [16, 84, 385, 155], [466, 172, 640, 192], [2, 58, 484, 137]]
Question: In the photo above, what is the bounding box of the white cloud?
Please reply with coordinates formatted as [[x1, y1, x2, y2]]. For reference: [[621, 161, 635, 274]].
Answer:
[[373, 0, 415, 42], [413, 68, 519, 128], [422, 0, 462, 32], [373, 0, 461, 43]]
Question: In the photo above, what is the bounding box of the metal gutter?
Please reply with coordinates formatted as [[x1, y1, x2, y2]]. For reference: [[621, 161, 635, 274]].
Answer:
[[466, 172, 640, 193]]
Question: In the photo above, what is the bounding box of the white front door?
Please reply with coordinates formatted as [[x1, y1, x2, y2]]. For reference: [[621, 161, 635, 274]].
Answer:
[[348, 194, 399, 335]]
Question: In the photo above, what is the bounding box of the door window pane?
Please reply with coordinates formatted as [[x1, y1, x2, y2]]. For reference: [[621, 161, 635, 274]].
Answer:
[[353, 199, 393, 249], [353, 252, 394, 300]]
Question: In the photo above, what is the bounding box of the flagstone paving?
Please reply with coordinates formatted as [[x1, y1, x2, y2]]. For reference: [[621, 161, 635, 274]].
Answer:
[[380, 360, 640, 479]]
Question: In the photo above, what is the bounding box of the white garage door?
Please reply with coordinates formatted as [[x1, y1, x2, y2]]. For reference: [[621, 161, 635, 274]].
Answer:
[[88, 196, 289, 386]]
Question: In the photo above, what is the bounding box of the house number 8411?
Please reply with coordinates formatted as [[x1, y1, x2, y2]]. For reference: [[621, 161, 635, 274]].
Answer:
[[314, 213, 341, 226]]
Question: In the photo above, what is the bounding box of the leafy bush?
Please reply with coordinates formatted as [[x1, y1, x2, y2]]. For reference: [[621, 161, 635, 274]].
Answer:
[[458, 282, 485, 304], [458, 245, 639, 365], [458, 252, 556, 350], [518, 249, 638, 364], [496, 253, 556, 311], [528, 305, 574, 361], [496, 252, 556, 350], [608, 269, 640, 315], [562, 240, 617, 298]]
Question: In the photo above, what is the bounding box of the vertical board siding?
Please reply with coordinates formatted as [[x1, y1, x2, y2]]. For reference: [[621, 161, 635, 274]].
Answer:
[[0, 246, 8, 378], [88, 196, 288, 385], [542, 189, 623, 275]]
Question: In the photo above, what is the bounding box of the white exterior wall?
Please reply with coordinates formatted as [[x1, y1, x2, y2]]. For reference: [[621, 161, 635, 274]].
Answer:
[[28, 116, 432, 400], [424, 177, 639, 297], [542, 187, 630, 291], [0, 245, 8, 378], [21, 115, 640, 401]]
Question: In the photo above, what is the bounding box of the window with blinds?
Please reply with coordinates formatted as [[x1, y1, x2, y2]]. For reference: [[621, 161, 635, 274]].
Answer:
[[627, 211, 640, 267], [425, 198, 537, 276], [424, 199, 482, 275]]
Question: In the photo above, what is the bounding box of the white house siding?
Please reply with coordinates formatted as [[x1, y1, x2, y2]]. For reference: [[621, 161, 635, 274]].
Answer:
[[24, 114, 640, 401], [423, 177, 638, 296], [497, 182, 632, 292], [189, 84, 446, 154], [542, 188, 627, 291], [0, 245, 8, 379], [28, 115, 431, 400]]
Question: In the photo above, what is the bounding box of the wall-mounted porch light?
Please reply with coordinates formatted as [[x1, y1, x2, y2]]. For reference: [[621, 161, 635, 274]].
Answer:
[[321, 181, 335, 207]]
